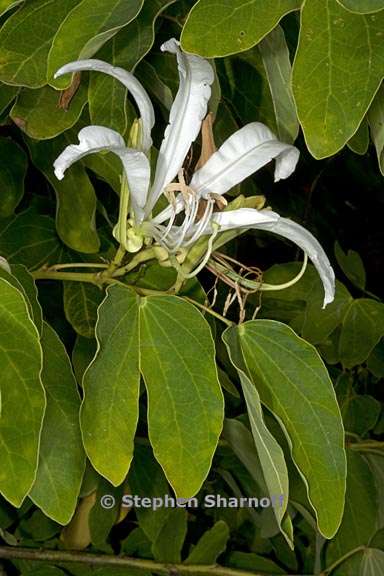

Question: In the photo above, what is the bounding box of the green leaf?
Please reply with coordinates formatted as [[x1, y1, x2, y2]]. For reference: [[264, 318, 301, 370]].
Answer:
[[128, 444, 172, 544], [89, 476, 123, 550], [367, 338, 384, 378], [361, 549, 384, 576], [80, 285, 140, 486], [11, 83, 88, 140], [368, 81, 384, 176], [0, 0, 23, 17], [228, 551, 286, 574], [336, 0, 384, 13], [88, 0, 175, 133], [184, 521, 229, 565], [64, 282, 104, 338], [233, 320, 346, 538], [7, 264, 43, 334], [139, 294, 224, 498], [223, 328, 291, 546], [258, 25, 299, 143], [326, 450, 379, 567], [180, 0, 301, 58], [135, 60, 173, 112], [347, 118, 370, 155], [0, 83, 18, 115], [0, 277, 45, 506], [152, 508, 188, 563], [0, 210, 62, 269], [82, 151, 122, 195], [339, 299, 384, 368], [81, 285, 223, 496], [225, 52, 278, 135], [0, 137, 27, 217], [48, 0, 144, 89], [292, 0, 384, 158], [0, 0, 79, 88], [29, 322, 85, 524], [27, 136, 100, 253], [334, 241, 366, 290], [261, 262, 352, 345], [72, 336, 97, 385], [336, 374, 381, 435]]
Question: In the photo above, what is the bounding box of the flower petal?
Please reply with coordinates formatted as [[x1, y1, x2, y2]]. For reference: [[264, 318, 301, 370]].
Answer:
[[54, 59, 155, 152], [54, 126, 150, 222], [145, 38, 214, 215], [209, 209, 335, 308], [190, 123, 300, 196]]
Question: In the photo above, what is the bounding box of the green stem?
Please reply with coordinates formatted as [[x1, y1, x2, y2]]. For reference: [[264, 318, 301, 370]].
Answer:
[[32, 270, 101, 284], [184, 296, 234, 327], [0, 546, 286, 576], [48, 263, 108, 271], [111, 247, 157, 277]]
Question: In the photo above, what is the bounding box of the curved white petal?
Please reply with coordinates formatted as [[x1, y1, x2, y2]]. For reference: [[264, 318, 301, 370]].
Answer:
[[208, 208, 335, 308], [190, 123, 300, 197], [55, 59, 155, 152], [53, 126, 150, 222], [145, 38, 214, 215]]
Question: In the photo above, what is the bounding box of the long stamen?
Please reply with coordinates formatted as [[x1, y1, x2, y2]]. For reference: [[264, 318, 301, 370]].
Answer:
[[183, 223, 220, 279], [183, 197, 214, 248]]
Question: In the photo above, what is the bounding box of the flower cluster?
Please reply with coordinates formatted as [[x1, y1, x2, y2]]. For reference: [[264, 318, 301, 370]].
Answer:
[[54, 38, 335, 307]]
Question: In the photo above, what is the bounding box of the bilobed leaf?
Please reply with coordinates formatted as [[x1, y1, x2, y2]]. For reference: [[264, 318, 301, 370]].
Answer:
[[27, 136, 100, 253], [292, 0, 384, 159], [80, 286, 140, 486], [64, 282, 104, 338], [368, 82, 384, 176], [139, 295, 224, 498], [89, 0, 176, 133], [335, 241, 366, 290], [339, 299, 384, 368], [48, 0, 144, 89], [11, 83, 88, 140], [0, 209, 62, 269], [0, 0, 79, 88], [181, 0, 301, 57], [326, 450, 379, 567], [258, 26, 299, 143], [235, 319, 346, 538], [30, 322, 85, 525], [0, 277, 45, 506], [223, 328, 291, 546], [185, 521, 229, 565], [0, 137, 27, 217], [337, 0, 384, 13]]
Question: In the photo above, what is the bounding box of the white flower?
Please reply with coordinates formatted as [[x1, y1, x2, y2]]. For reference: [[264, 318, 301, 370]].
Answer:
[[53, 38, 335, 307]]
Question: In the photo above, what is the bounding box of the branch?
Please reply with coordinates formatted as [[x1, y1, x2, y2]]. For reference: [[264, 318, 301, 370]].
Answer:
[[0, 546, 294, 576]]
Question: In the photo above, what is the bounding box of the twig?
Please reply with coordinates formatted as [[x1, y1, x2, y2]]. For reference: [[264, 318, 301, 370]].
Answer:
[[0, 546, 284, 576]]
